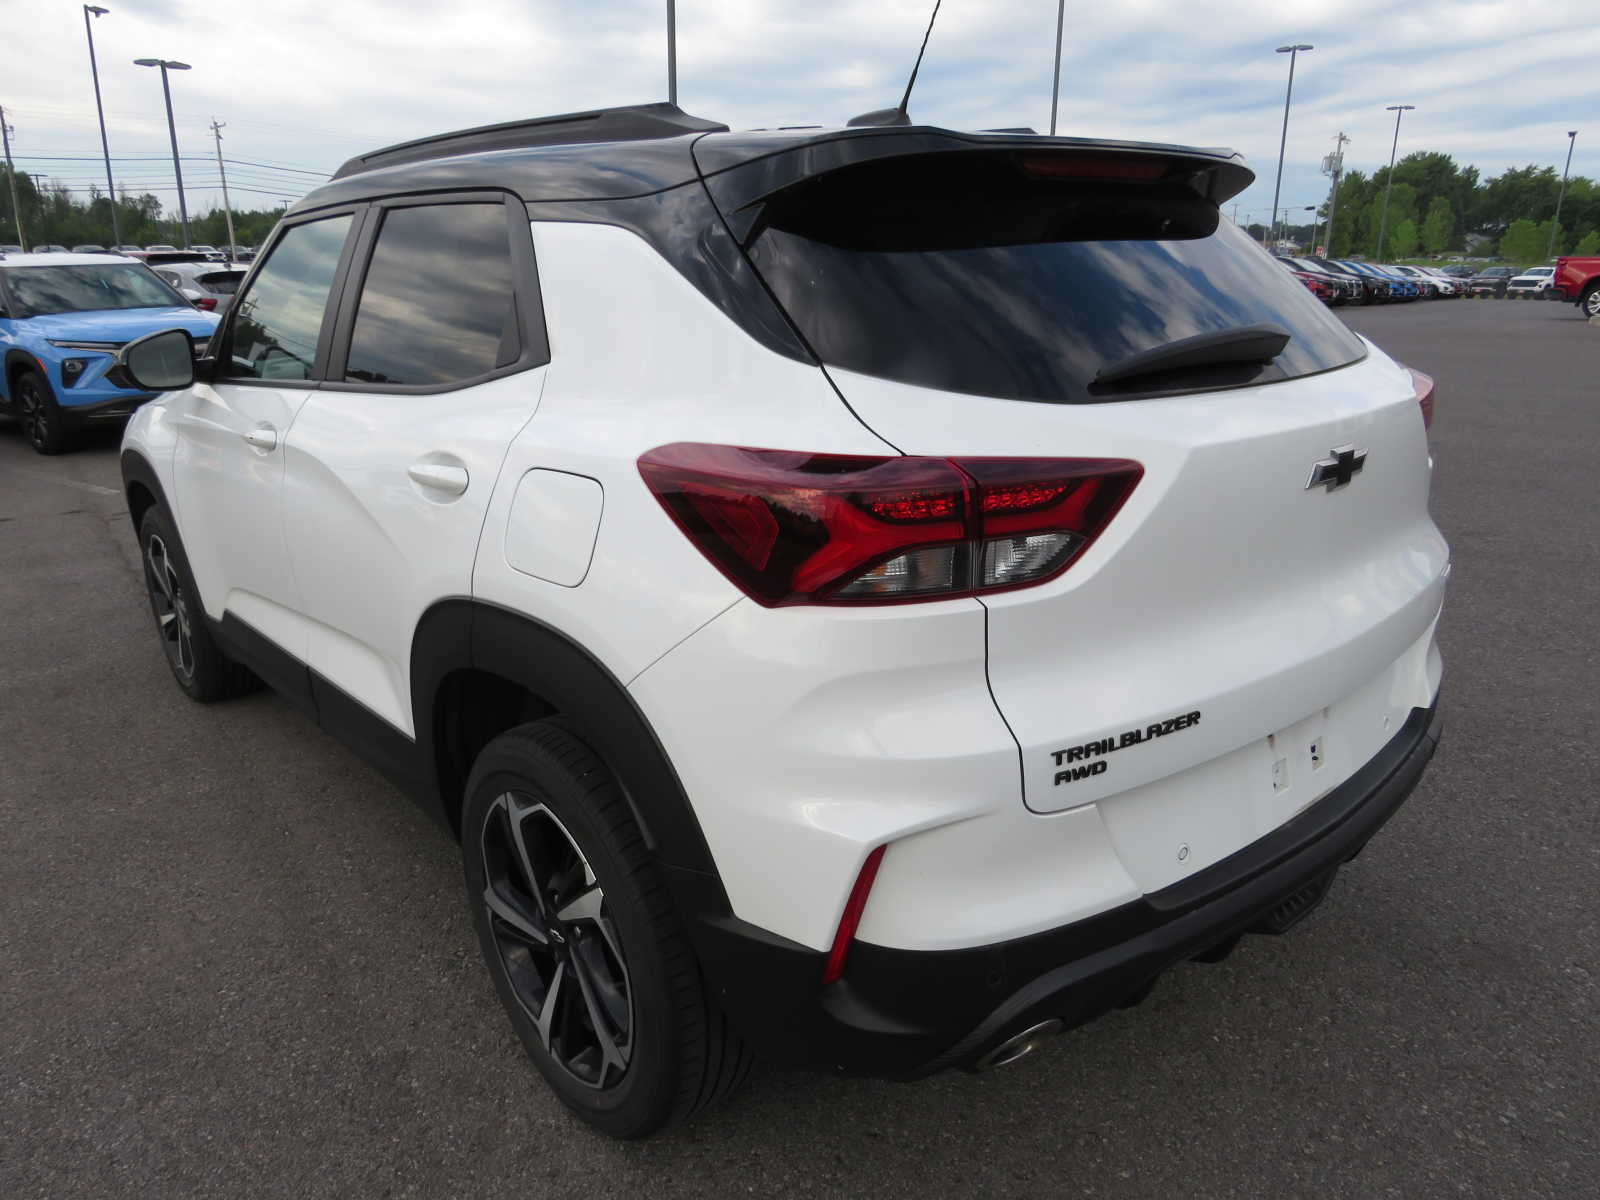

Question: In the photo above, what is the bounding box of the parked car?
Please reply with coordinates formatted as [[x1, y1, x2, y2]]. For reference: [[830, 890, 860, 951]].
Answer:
[[113, 104, 1447, 1138], [1279, 256, 1359, 305], [0, 251, 219, 454], [144, 243, 179, 253], [1384, 265, 1447, 298], [113, 244, 144, 254], [1505, 265, 1556, 297], [0, 244, 22, 254], [228, 245, 257, 262], [35, 243, 69, 253], [1307, 257, 1388, 304], [1336, 260, 1412, 301], [70, 243, 109, 254], [1552, 255, 1600, 316], [151, 261, 248, 312], [188, 244, 227, 262], [1466, 266, 1516, 296], [1416, 266, 1465, 296], [1437, 264, 1475, 278]]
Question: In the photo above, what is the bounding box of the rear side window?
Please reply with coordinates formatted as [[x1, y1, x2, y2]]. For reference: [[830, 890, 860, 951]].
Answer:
[[226, 214, 353, 380], [744, 153, 1365, 403], [343, 202, 518, 387]]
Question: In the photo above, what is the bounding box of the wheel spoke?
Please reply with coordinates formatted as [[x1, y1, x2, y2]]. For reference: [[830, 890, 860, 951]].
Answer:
[[482, 883, 549, 947], [505, 797, 551, 915], [533, 960, 566, 1050], [147, 541, 175, 603], [566, 946, 630, 1082]]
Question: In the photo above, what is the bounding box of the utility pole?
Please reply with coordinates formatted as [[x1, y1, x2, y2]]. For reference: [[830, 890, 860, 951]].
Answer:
[[1319, 131, 1350, 256], [0, 106, 24, 250], [210, 118, 237, 255], [1049, 0, 1065, 136]]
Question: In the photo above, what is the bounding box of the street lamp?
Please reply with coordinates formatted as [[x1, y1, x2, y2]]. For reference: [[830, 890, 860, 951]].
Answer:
[[1269, 44, 1313, 248], [1375, 104, 1415, 261], [133, 57, 191, 247], [83, 6, 120, 247], [1549, 130, 1578, 260]]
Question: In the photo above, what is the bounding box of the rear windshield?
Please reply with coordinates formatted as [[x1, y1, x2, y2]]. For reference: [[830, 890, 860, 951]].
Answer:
[[198, 272, 244, 294], [745, 153, 1365, 402]]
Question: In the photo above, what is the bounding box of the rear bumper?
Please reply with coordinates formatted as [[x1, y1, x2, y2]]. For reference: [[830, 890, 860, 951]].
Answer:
[[689, 700, 1441, 1077]]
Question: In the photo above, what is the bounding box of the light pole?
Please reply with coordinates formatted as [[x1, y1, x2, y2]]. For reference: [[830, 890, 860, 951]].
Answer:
[[1269, 43, 1313, 248], [133, 57, 191, 247], [1548, 130, 1578, 260], [666, 0, 676, 104], [0, 105, 24, 250], [1049, 0, 1065, 136], [82, 5, 120, 246], [1375, 104, 1414, 261]]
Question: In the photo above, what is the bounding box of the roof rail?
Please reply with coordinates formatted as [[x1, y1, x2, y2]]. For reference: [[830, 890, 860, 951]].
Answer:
[[331, 102, 729, 180]]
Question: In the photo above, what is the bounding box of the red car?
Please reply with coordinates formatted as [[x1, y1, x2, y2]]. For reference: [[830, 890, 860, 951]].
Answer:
[[1552, 256, 1600, 317], [1291, 270, 1337, 304]]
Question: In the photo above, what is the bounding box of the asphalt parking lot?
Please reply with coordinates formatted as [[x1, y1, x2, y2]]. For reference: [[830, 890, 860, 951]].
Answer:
[[3, 298, 1596, 1198]]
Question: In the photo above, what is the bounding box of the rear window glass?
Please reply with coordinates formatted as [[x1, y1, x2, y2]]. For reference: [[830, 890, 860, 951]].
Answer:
[[198, 272, 243, 294], [745, 153, 1365, 402]]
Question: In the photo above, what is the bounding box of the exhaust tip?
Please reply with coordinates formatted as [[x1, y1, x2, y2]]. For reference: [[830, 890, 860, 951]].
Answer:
[[974, 1019, 1063, 1071]]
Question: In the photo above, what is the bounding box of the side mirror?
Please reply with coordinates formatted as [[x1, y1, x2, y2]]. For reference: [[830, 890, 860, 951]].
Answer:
[[114, 327, 196, 392]]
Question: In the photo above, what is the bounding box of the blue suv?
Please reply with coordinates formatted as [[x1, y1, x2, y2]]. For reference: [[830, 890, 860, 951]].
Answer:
[[0, 251, 220, 454]]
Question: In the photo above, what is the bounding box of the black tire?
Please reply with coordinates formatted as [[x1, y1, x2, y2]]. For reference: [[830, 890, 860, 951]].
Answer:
[[462, 720, 752, 1138], [1583, 285, 1600, 319], [137, 507, 258, 701], [15, 369, 70, 455]]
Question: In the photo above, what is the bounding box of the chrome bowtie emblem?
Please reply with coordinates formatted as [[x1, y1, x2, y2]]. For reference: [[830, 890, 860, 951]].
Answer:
[[1307, 444, 1368, 491]]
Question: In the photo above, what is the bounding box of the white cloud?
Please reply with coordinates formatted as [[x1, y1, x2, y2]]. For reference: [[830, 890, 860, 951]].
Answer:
[[1, 0, 1594, 224]]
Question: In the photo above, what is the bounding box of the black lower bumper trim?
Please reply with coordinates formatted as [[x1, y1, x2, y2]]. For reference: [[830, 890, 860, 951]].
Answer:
[[62, 393, 158, 425], [688, 700, 1441, 1078]]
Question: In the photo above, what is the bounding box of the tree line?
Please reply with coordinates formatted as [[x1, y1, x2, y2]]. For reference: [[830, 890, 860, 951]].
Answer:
[[1267, 151, 1599, 261], [0, 168, 288, 250]]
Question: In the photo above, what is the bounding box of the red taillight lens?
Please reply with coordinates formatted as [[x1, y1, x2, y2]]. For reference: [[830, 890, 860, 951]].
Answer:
[[822, 845, 886, 986], [638, 444, 1142, 606], [1021, 154, 1168, 182], [1407, 366, 1435, 431]]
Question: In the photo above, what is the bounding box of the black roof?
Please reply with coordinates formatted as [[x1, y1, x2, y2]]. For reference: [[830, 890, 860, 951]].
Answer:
[[291, 103, 1253, 217]]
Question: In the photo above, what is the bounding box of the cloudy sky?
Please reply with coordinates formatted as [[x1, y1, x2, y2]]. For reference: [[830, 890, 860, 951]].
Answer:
[[3, 0, 1596, 230]]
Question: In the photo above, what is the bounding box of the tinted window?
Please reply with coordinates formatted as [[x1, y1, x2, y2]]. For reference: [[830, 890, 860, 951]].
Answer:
[[3, 264, 183, 316], [745, 153, 1365, 403], [343, 203, 518, 386], [226, 214, 352, 381]]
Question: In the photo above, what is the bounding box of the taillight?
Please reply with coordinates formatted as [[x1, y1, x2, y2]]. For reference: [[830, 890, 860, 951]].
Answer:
[[822, 845, 886, 985], [194, 297, 217, 311], [1406, 367, 1435, 431], [638, 444, 1142, 606]]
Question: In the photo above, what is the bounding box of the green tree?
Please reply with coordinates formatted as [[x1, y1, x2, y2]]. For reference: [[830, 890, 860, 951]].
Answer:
[[1498, 218, 1543, 264], [1388, 218, 1419, 259], [1573, 230, 1600, 256], [1421, 197, 1454, 254]]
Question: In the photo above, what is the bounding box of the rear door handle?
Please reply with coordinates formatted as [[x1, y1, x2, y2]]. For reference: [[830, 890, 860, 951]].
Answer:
[[242, 424, 278, 451], [407, 462, 470, 496]]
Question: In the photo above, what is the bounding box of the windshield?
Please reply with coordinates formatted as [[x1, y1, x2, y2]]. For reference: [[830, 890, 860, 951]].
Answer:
[[745, 152, 1364, 403], [4, 263, 185, 316]]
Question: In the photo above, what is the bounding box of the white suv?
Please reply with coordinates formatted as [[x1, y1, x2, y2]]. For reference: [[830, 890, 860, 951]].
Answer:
[[115, 103, 1448, 1138]]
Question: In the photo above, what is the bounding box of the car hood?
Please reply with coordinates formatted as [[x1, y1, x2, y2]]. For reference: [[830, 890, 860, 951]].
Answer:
[[21, 306, 220, 344]]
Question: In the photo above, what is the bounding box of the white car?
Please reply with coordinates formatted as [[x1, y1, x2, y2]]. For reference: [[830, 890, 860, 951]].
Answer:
[[114, 103, 1448, 1138], [1388, 264, 1458, 297], [1505, 265, 1556, 296], [150, 260, 248, 313]]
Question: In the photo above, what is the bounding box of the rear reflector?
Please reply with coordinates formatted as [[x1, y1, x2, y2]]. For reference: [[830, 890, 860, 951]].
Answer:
[[822, 845, 886, 985], [638, 444, 1142, 606], [1406, 366, 1435, 430]]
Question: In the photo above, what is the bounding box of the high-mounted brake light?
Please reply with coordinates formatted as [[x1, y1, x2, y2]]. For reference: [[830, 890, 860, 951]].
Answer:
[[1406, 366, 1435, 431], [1021, 155, 1168, 182], [638, 444, 1142, 606], [822, 845, 886, 986]]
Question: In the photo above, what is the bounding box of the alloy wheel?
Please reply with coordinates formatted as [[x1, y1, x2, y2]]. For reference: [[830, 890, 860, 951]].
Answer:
[[144, 533, 196, 680], [480, 793, 633, 1089], [17, 378, 47, 450], [1586, 290, 1600, 318]]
